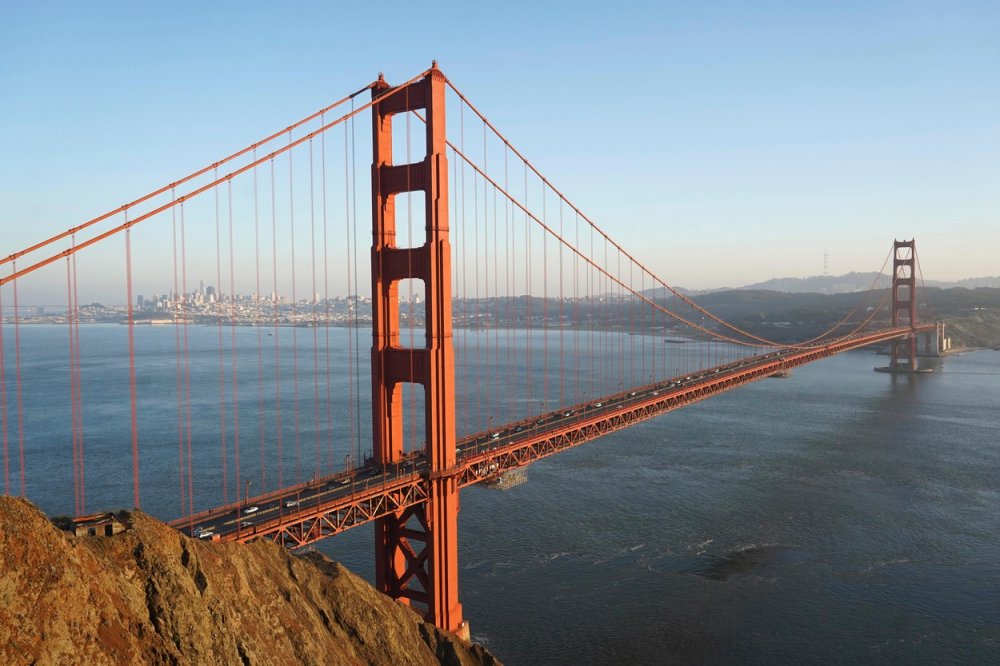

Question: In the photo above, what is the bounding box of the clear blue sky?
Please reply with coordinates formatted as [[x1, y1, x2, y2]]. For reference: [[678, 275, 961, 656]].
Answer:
[[2, 0, 998, 294]]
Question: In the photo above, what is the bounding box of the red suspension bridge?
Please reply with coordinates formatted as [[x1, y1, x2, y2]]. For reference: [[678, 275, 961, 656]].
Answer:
[[0, 64, 938, 638]]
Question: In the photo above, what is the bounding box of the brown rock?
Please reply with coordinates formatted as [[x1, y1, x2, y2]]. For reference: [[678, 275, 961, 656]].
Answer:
[[0, 497, 501, 666]]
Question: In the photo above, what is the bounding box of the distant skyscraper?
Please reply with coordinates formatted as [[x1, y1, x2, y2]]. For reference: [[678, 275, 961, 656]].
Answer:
[[200, 279, 205, 296]]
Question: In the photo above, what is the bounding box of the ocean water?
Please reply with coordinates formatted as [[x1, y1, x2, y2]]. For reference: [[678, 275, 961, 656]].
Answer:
[[442, 348, 1000, 664], [330, 347, 1000, 664], [5, 325, 999, 664]]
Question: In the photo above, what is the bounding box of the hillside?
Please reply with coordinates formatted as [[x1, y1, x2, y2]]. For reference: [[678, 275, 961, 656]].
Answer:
[[735, 272, 1000, 294], [0, 497, 500, 666], [687, 287, 1000, 348]]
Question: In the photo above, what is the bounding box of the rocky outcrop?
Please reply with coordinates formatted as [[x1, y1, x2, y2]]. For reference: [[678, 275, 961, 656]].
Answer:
[[0, 497, 500, 666]]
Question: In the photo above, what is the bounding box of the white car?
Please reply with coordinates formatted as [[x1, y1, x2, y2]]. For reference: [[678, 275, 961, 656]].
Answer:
[[243, 505, 259, 514], [283, 499, 298, 508], [198, 530, 215, 539]]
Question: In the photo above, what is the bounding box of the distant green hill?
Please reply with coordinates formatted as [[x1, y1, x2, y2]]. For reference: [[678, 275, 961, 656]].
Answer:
[[734, 273, 1000, 294], [689, 287, 1000, 347]]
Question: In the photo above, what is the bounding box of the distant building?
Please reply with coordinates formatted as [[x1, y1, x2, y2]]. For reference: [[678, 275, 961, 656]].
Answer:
[[70, 512, 129, 537]]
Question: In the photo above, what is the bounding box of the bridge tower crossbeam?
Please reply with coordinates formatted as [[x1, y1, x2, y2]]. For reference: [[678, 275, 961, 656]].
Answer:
[[370, 64, 466, 638]]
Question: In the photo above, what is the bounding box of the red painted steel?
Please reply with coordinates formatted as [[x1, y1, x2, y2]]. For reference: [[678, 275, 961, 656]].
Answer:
[[204, 325, 933, 552], [890, 240, 919, 369], [370, 64, 464, 636], [1, 65, 943, 642]]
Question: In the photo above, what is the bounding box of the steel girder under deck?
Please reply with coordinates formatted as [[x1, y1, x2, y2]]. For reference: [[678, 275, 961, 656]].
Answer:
[[209, 324, 931, 551], [457, 325, 935, 486], [225, 476, 427, 549]]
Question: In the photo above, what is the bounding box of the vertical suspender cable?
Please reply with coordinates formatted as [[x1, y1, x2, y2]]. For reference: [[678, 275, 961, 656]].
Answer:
[[172, 195, 186, 515], [559, 197, 564, 407], [72, 248, 84, 512], [493, 175, 500, 426], [253, 151, 266, 489], [180, 203, 194, 517], [343, 115, 357, 465], [288, 132, 302, 483], [66, 258, 79, 514], [573, 210, 579, 404], [214, 169, 228, 502], [270, 158, 283, 489], [473, 143, 480, 431], [11, 262, 25, 497], [460, 103, 468, 432], [350, 100, 363, 462], [524, 161, 531, 414], [482, 121, 491, 432], [227, 180, 241, 502], [320, 117, 334, 474], [542, 187, 548, 412], [503, 145, 511, 425], [450, 146, 460, 431], [309, 138, 321, 476], [125, 223, 140, 508]]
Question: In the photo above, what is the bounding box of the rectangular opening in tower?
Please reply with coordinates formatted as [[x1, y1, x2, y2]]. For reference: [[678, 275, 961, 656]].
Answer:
[[396, 277, 427, 346], [391, 111, 429, 166], [391, 191, 427, 250]]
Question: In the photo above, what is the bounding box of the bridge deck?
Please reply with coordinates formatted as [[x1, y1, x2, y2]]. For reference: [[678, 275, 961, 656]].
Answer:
[[168, 325, 933, 548]]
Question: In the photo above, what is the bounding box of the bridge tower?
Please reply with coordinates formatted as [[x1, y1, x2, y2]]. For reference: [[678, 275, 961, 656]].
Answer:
[[889, 239, 918, 369], [370, 64, 466, 638]]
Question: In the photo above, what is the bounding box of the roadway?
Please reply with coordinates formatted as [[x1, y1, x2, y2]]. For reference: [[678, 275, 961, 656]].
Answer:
[[169, 325, 931, 546]]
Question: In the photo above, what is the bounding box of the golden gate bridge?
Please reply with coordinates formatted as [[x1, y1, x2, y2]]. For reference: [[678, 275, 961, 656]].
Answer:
[[0, 63, 937, 638]]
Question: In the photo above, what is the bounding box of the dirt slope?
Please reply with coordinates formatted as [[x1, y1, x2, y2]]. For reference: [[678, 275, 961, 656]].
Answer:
[[0, 497, 500, 666]]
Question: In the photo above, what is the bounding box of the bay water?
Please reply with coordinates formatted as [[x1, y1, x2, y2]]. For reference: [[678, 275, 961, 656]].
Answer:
[[6, 325, 999, 663]]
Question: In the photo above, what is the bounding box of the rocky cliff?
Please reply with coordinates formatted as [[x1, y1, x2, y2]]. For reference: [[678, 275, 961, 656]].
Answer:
[[0, 497, 500, 666]]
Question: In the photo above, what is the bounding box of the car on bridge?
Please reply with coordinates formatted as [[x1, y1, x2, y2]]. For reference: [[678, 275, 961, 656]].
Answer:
[[243, 505, 259, 514]]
